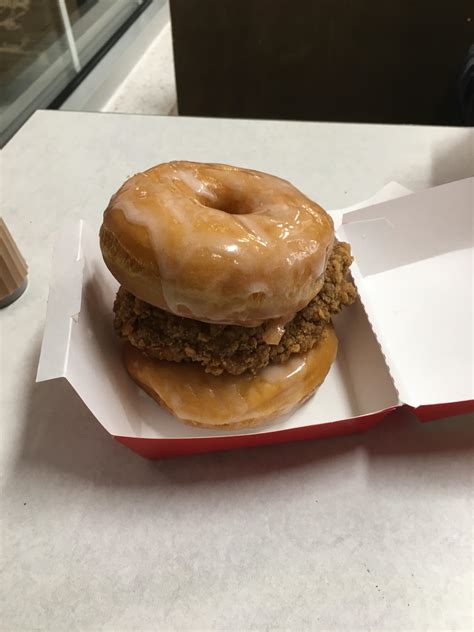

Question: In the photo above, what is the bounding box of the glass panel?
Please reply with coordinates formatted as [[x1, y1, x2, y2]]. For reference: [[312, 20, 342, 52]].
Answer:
[[0, 0, 147, 146]]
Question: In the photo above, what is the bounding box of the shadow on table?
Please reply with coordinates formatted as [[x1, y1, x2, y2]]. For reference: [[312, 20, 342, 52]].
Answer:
[[430, 130, 474, 186], [11, 337, 474, 491]]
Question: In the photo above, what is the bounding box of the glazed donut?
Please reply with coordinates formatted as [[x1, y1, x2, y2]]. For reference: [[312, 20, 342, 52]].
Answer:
[[100, 161, 334, 327], [123, 324, 338, 429]]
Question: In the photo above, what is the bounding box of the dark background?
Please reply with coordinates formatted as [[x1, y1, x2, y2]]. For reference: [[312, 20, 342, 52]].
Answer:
[[170, 0, 474, 125]]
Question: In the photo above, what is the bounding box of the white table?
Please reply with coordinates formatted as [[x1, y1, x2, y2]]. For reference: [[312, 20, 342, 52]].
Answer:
[[1, 111, 473, 632]]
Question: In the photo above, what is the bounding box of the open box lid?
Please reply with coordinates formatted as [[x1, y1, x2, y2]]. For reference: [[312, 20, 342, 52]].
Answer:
[[337, 177, 473, 409]]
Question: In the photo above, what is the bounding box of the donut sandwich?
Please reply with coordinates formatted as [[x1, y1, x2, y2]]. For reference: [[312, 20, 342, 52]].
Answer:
[[99, 161, 356, 429]]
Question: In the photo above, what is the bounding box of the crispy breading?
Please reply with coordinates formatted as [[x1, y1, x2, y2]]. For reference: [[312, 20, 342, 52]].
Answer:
[[114, 241, 357, 375]]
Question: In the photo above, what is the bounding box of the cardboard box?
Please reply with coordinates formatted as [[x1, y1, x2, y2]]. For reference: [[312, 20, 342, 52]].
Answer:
[[37, 179, 474, 458]]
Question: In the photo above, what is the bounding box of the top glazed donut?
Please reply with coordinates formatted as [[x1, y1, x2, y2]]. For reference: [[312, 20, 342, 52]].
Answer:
[[100, 161, 334, 327]]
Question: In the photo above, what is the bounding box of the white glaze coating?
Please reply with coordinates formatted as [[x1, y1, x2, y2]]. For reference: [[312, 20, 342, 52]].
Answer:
[[125, 325, 337, 427], [103, 161, 334, 325]]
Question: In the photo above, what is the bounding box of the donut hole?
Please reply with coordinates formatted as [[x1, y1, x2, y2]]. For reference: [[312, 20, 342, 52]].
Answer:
[[204, 192, 253, 215]]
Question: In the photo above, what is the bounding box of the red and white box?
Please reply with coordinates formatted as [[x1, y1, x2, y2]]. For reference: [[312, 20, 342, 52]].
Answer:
[[37, 178, 474, 459]]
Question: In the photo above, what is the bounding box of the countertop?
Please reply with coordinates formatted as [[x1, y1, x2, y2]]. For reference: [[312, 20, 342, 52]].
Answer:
[[1, 111, 473, 631]]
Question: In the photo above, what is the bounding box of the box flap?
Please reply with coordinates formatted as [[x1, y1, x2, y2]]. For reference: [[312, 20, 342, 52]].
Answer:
[[338, 178, 474, 408], [328, 181, 411, 229], [36, 221, 84, 382]]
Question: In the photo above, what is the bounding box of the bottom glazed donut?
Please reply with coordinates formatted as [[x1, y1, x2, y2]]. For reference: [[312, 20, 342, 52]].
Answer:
[[123, 324, 338, 430]]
